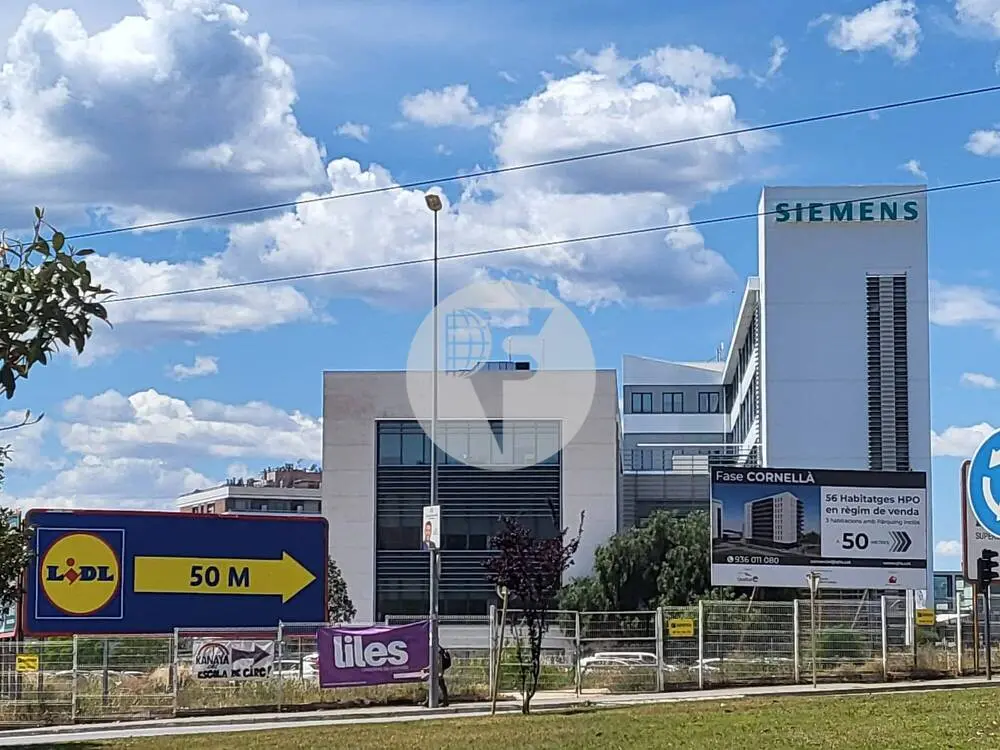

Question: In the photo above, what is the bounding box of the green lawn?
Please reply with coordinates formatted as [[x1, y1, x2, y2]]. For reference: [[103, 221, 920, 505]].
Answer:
[[67, 688, 1000, 750]]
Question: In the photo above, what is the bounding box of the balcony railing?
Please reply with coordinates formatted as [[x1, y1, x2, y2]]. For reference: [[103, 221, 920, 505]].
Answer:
[[622, 445, 759, 473]]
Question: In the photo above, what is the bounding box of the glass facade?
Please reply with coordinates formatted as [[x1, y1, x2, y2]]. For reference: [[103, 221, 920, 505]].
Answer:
[[374, 419, 562, 620]]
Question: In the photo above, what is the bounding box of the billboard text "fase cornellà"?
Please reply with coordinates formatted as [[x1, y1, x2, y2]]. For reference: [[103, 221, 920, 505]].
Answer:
[[773, 200, 920, 223]]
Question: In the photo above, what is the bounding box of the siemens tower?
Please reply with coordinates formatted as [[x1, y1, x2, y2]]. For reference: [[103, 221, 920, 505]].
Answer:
[[621, 185, 933, 597]]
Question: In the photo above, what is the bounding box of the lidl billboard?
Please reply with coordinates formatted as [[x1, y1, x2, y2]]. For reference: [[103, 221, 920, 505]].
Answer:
[[23, 509, 328, 636], [710, 467, 927, 590]]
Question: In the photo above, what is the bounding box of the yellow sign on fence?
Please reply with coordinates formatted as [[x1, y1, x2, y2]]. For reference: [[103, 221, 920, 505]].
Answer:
[[15, 654, 39, 673], [668, 618, 695, 638], [915, 608, 936, 627]]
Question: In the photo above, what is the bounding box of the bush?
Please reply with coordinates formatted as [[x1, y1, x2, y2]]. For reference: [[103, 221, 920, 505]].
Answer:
[[816, 628, 871, 662]]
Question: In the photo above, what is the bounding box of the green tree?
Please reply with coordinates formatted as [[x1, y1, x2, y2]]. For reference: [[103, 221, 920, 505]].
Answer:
[[0, 208, 112, 611], [559, 510, 737, 612], [327, 558, 356, 623]]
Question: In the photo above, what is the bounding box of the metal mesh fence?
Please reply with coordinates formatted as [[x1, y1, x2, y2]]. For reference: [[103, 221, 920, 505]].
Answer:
[[701, 601, 796, 686], [73, 636, 173, 721], [0, 639, 74, 726], [1, 594, 993, 727]]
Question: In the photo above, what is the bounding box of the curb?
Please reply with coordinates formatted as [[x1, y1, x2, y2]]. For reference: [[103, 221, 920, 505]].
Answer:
[[0, 700, 532, 740], [2, 678, 997, 741]]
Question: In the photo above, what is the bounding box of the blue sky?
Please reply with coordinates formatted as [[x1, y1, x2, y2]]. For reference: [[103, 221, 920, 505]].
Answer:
[[1, 0, 1000, 570]]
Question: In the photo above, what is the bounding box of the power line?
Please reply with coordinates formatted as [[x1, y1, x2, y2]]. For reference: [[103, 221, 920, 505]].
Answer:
[[106, 179, 1000, 304], [70, 83, 1000, 242]]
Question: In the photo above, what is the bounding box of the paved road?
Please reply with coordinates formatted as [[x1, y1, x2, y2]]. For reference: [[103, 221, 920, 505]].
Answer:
[[3, 676, 997, 746]]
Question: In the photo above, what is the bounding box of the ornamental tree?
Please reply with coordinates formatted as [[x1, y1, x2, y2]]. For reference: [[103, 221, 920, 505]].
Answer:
[[483, 511, 583, 714]]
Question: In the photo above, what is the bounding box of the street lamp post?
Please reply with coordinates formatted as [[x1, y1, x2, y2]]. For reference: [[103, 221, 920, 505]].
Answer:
[[424, 192, 442, 708]]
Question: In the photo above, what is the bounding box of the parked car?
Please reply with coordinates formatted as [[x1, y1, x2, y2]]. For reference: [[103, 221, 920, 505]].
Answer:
[[579, 652, 659, 671]]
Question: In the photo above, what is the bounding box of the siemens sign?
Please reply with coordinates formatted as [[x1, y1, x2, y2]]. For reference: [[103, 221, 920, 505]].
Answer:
[[773, 200, 920, 224]]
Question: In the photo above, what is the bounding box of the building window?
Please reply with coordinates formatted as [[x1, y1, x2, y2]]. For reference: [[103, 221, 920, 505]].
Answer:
[[662, 392, 683, 413], [698, 392, 720, 414], [631, 392, 653, 413]]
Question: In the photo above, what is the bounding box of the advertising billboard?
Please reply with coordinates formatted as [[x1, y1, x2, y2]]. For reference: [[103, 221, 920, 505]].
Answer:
[[316, 621, 430, 688], [710, 467, 927, 589], [23, 509, 328, 635]]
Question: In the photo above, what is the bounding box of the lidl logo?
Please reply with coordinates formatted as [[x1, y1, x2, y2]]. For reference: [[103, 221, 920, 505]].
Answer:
[[40, 532, 121, 616]]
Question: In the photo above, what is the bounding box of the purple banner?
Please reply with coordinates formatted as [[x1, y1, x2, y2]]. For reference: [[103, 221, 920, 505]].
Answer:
[[317, 620, 430, 688]]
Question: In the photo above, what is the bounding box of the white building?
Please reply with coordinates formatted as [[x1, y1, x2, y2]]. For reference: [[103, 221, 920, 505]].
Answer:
[[742, 492, 802, 546], [322, 368, 620, 622], [711, 499, 723, 540], [622, 185, 932, 594]]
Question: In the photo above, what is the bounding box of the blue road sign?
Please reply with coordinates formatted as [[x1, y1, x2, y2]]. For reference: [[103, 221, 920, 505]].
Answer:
[[23, 509, 328, 636], [968, 428, 1000, 539]]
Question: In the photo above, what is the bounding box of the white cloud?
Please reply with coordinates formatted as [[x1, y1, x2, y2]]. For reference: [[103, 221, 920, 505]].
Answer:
[[929, 281, 1000, 335], [955, 0, 1000, 35], [819, 0, 921, 62], [498, 70, 516, 83], [78, 254, 314, 361], [336, 122, 370, 142], [901, 159, 927, 179], [0, 13, 768, 344], [59, 388, 321, 462], [11, 456, 216, 511], [634, 45, 742, 92], [961, 372, 1000, 388], [0, 0, 326, 225], [752, 37, 788, 85], [400, 84, 494, 128], [932, 422, 996, 457], [169, 355, 219, 380], [226, 43, 769, 310], [0, 409, 61, 475], [966, 129, 1000, 156], [936, 539, 962, 557], [7, 388, 322, 510]]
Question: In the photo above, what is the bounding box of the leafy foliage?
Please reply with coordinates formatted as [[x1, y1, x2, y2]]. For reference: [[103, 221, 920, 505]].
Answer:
[[327, 558, 356, 624], [0, 207, 113, 399], [559, 510, 737, 613], [483, 512, 583, 714], [0, 209, 113, 615], [0, 506, 29, 612]]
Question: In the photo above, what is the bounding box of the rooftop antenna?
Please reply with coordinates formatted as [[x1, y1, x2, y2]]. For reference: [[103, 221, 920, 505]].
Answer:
[[716, 341, 725, 362]]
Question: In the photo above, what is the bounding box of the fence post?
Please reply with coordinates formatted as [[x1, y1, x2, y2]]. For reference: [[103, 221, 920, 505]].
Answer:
[[276, 623, 285, 713], [654, 607, 665, 693], [101, 638, 110, 708], [957, 590, 964, 676], [71, 635, 78, 723], [697, 600, 705, 690], [574, 611, 582, 697], [793, 599, 801, 684], [171, 628, 180, 717], [880, 596, 889, 681], [488, 604, 497, 699]]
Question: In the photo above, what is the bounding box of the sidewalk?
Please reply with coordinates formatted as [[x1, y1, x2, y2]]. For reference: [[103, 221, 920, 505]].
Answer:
[[2, 675, 997, 745]]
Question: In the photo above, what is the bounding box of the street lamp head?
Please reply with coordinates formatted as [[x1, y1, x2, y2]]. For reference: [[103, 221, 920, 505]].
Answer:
[[425, 193, 443, 212]]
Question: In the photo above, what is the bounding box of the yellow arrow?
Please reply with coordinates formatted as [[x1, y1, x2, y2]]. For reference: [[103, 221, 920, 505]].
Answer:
[[133, 552, 316, 604]]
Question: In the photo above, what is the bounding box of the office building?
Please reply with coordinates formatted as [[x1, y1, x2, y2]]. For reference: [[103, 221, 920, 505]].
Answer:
[[322, 367, 620, 622], [711, 499, 723, 540], [176, 480, 321, 515], [622, 185, 932, 592], [620, 351, 754, 528], [742, 492, 803, 546]]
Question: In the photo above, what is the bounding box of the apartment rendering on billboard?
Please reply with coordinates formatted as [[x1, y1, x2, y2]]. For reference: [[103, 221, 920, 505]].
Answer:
[[743, 492, 803, 547], [710, 466, 927, 589], [711, 499, 723, 541]]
